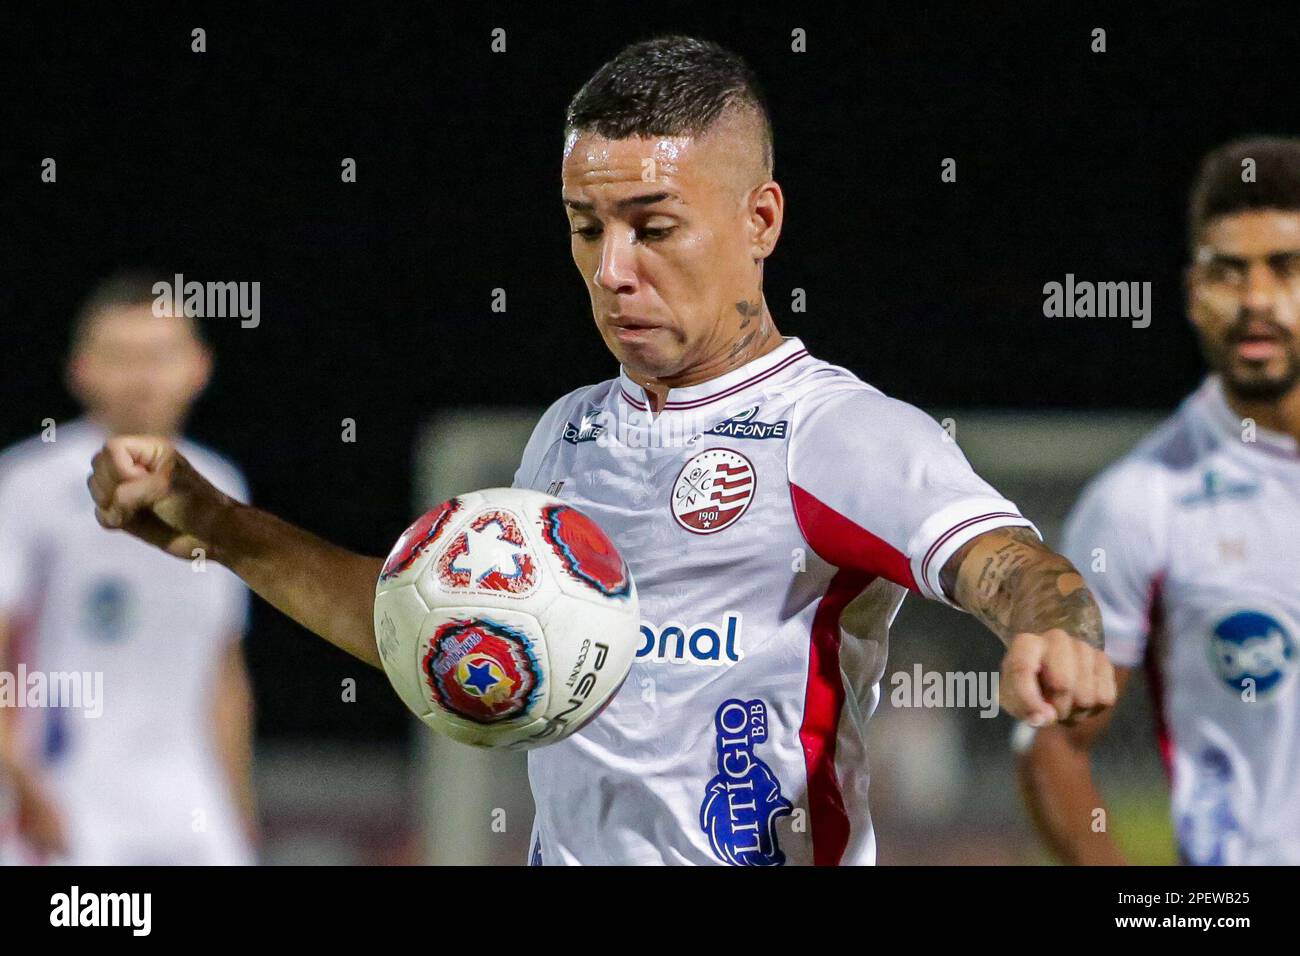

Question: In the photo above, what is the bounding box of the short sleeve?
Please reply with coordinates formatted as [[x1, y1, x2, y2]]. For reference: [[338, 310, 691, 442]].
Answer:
[[788, 388, 1036, 607], [0, 463, 40, 615], [1060, 463, 1165, 668], [511, 386, 589, 491]]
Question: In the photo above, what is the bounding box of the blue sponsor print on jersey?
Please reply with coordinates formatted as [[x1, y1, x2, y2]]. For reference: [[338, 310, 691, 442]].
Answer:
[[639, 613, 742, 666], [700, 698, 793, 866], [43, 704, 68, 761], [81, 578, 132, 642], [1177, 469, 1260, 507], [1209, 608, 1296, 699], [1176, 747, 1242, 866], [530, 837, 542, 866], [704, 406, 788, 441]]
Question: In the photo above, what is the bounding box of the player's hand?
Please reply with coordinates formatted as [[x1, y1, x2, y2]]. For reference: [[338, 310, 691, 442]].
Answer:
[[88, 435, 230, 560], [1000, 629, 1117, 726], [14, 769, 69, 859]]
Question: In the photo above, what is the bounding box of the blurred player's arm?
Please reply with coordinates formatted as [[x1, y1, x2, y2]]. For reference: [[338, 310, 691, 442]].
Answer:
[[1015, 666, 1133, 865], [87, 435, 383, 668], [0, 614, 69, 857], [212, 638, 258, 843], [940, 526, 1115, 726]]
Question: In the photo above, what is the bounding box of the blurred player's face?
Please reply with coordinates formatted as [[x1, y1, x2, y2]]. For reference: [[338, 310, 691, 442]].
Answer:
[[1188, 209, 1300, 401], [562, 120, 781, 383], [67, 304, 212, 436]]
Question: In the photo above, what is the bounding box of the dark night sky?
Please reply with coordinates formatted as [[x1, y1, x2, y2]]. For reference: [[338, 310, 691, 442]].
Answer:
[[1, 1, 1296, 738]]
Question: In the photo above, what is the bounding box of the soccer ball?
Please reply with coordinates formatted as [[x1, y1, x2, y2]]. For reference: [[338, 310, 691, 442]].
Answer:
[[373, 488, 640, 749]]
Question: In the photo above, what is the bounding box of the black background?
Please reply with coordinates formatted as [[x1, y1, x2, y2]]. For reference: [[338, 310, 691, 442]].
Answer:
[[1, 1, 1295, 740]]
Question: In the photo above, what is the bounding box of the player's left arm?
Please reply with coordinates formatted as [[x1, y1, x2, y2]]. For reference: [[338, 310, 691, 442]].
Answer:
[[211, 636, 258, 844], [939, 526, 1115, 726]]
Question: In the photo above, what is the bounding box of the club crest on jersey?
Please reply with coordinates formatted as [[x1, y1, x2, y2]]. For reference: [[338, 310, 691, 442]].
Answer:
[[82, 577, 133, 642], [671, 448, 755, 534], [1178, 469, 1261, 507], [436, 509, 538, 596], [700, 698, 793, 866], [422, 618, 542, 723], [704, 406, 788, 441], [539, 504, 632, 598], [1208, 607, 1297, 700], [380, 498, 462, 581]]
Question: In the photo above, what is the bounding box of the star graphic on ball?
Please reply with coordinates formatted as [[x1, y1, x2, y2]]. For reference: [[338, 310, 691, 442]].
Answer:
[[463, 659, 501, 695], [451, 520, 528, 583]]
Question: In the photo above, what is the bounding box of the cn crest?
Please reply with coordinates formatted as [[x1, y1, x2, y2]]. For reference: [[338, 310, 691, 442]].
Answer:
[[671, 448, 756, 534]]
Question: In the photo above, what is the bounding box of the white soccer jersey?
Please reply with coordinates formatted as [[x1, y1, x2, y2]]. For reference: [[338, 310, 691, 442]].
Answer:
[[1063, 376, 1300, 865], [0, 418, 252, 865], [512, 337, 1034, 865]]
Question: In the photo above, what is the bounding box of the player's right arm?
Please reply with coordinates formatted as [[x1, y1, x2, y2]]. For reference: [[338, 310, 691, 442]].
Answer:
[[1016, 666, 1133, 864], [0, 613, 69, 858], [0, 459, 70, 858], [1016, 456, 1164, 864], [88, 435, 383, 668]]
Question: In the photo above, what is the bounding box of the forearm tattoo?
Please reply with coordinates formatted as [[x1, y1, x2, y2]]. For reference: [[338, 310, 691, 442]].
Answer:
[[940, 526, 1104, 649]]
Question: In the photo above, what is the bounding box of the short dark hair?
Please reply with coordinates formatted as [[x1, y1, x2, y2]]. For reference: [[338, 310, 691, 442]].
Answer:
[[70, 270, 203, 354], [565, 35, 774, 177], [1189, 136, 1300, 246]]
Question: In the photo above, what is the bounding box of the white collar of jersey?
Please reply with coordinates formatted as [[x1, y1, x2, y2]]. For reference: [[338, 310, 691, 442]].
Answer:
[[1197, 374, 1300, 462], [616, 336, 811, 414]]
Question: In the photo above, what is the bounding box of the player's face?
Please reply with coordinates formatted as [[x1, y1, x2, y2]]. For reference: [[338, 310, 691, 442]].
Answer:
[[562, 131, 773, 381], [68, 304, 212, 435], [1188, 209, 1300, 401]]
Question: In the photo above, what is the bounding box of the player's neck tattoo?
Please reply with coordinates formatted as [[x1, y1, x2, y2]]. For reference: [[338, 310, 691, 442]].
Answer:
[[727, 295, 776, 367], [631, 295, 780, 411]]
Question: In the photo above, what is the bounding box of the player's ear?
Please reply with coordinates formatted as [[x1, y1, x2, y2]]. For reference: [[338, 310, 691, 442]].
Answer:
[[749, 180, 784, 261], [190, 341, 214, 395], [1183, 260, 1207, 333], [65, 351, 91, 406]]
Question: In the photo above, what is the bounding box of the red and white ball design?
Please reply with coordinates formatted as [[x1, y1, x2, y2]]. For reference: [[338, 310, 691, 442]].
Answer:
[[374, 488, 639, 749]]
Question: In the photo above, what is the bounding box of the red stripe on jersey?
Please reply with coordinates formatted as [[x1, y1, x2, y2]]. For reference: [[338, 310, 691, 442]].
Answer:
[[799, 567, 873, 865], [1141, 572, 1173, 779], [789, 483, 917, 590]]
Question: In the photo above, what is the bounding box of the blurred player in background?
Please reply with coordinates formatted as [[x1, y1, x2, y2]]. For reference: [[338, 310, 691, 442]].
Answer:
[[1020, 138, 1300, 865], [0, 274, 255, 865], [85, 38, 1115, 866]]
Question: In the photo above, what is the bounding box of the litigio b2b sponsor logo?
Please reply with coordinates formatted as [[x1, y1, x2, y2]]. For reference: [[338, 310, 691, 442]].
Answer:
[[700, 698, 792, 866]]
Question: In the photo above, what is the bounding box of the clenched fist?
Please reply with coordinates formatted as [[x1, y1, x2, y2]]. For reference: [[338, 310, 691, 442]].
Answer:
[[1000, 629, 1117, 726], [87, 435, 230, 560]]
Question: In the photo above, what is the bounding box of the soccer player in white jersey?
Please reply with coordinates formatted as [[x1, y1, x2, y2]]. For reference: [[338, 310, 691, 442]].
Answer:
[[0, 274, 255, 865], [1019, 138, 1300, 866], [85, 37, 1115, 865]]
